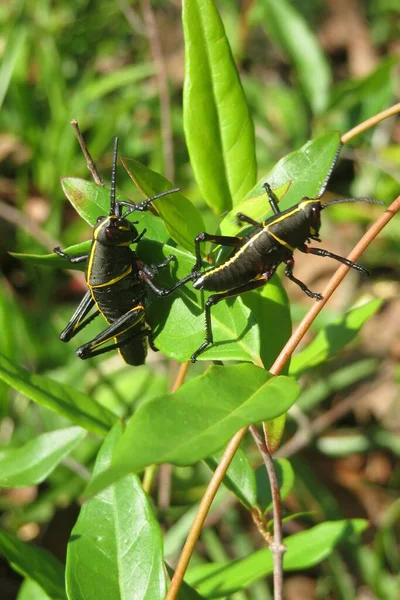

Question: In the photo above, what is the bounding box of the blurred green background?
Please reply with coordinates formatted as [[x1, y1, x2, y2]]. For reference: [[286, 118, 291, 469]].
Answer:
[[0, 0, 399, 598]]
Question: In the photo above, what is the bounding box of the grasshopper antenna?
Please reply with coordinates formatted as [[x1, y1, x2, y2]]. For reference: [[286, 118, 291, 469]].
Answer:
[[121, 187, 180, 217], [322, 197, 385, 209], [110, 137, 119, 216]]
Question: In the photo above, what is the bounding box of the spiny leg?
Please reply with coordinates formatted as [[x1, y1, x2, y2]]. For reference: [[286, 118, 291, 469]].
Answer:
[[284, 257, 322, 301], [138, 269, 193, 297], [191, 273, 276, 363], [59, 291, 99, 342], [54, 247, 89, 264], [299, 245, 370, 277], [153, 254, 176, 270], [77, 327, 153, 359], [263, 183, 280, 215], [236, 213, 262, 229], [192, 232, 243, 273], [76, 305, 145, 359]]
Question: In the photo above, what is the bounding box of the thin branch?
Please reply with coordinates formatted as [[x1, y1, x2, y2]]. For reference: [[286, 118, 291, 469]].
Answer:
[[341, 102, 400, 144], [171, 361, 190, 393], [140, 0, 175, 181], [70, 120, 104, 186], [250, 425, 285, 599], [61, 456, 92, 481]]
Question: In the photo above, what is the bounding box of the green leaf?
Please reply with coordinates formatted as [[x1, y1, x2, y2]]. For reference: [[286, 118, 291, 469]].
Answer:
[[85, 365, 300, 497], [0, 427, 86, 487], [122, 157, 205, 252], [255, 458, 294, 512], [290, 299, 382, 377], [17, 579, 52, 600], [0, 530, 66, 600], [74, 63, 155, 106], [66, 423, 166, 600], [262, 413, 287, 453], [61, 178, 172, 243], [241, 277, 291, 370], [205, 448, 257, 509], [165, 567, 207, 599], [219, 182, 291, 238], [61, 177, 109, 226], [0, 353, 115, 435], [187, 519, 368, 597], [255, 0, 332, 115], [0, 26, 27, 109], [183, 0, 256, 213], [11, 242, 91, 271], [245, 132, 342, 216]]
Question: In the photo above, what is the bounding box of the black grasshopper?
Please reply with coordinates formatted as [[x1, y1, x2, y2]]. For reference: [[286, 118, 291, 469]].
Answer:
[[177, 184, 384, 362], [55, 138, 182, 366]]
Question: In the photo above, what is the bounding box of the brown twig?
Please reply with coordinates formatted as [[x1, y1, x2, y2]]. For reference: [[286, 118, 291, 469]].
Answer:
[[341, 102, 400, 144], [250, 425, 285, 598], [140, 0, 175, 182], [70, 120, 104, 186]]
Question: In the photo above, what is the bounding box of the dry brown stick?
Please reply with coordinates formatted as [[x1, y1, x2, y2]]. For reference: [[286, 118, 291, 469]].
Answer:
[[250, 425, 285, 599], [341, 102, 400, 144], [70, 120, 104, 186], [140, 0, 175, 182]]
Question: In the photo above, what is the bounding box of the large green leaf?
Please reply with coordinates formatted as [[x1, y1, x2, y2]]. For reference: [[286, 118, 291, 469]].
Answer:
[[0, 353, 115, 435], [66, 424, 166, 600], [253, 0, 332, 115], [122, 157, 205, 252], [0, 427, 86, 487], [85, 365, 299, 497], [0, 530, 66, 600], [245, 132, 342, 216], [187, 519, 368, 597], [290, 299, 382, 377], [183, 0, 256, 213]]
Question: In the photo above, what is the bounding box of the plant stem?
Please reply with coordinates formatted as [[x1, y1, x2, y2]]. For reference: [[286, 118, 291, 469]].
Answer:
[[250, 425, 285, 599], [341, 102, 400, 144], [70, 120, 104, 186]]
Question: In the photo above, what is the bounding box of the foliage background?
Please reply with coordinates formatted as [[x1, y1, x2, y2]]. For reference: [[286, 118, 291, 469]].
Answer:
[[0, 0, 399, 598]]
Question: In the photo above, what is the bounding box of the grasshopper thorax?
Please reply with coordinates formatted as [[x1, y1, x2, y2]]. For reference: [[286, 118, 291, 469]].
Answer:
[[93, 214, 139, 247]]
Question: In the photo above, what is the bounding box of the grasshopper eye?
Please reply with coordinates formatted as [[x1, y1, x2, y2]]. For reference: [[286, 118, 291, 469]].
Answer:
[[96, 216, 105, 223]]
